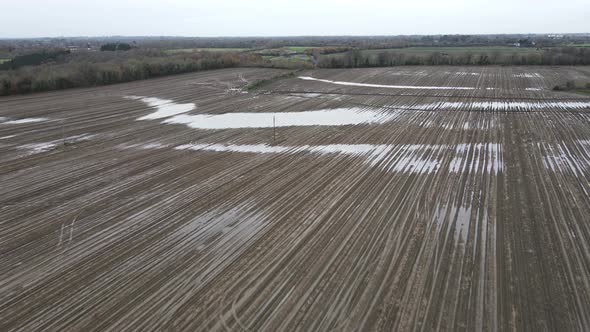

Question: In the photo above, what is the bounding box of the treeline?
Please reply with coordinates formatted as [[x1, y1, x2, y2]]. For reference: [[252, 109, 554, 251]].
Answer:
[[0, 52, 262, 96], [553, 81, 590, 91], [100, 43, 134, 51], [3, 34, 590, 58], [318, 47, 590, 68], [305, 46, 353, 55], [3, 44, 590, 96], [0, 49, 70, 70], [131, 35, 582, 51]]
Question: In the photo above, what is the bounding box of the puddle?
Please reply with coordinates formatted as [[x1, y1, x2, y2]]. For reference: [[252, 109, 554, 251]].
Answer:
[[173, 142, 504, 175], [127, 96, 399, 129], [374, 144, 444, 174], [141, 143, 170, 149], [289, 93, 324, 98], [2, 117, 50, 125], [525, 88, 543, 91], [431, 200, 480, 244], [455, 206, 473, 242], [447, 72, 481, 76], [513, 73, 543, 78], [540, 142, 589, 177], [176, 143, 394, 160], [176, 143, 293, 154], [227, 88, 248, 94], [17, 134, 94, 155], [117, 142, 170, 150], [389, 155, 440, 174], [298, 76, 476, 90], [125, 96, 196, 120], [390, 71, 428, 76], [164, 108, 399, 129], [394, 101, 590, 111], [450, 143, 503, 174]]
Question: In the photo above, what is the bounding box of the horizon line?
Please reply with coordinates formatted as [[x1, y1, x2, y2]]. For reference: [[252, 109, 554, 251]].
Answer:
[[2, 32, 590, 40]]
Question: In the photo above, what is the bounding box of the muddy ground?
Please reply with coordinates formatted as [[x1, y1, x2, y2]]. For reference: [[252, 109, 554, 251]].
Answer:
[[1, 66, 590, 331]]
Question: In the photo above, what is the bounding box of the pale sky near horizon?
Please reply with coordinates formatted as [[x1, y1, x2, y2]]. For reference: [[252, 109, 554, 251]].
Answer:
[[1, 0, 588, 38]]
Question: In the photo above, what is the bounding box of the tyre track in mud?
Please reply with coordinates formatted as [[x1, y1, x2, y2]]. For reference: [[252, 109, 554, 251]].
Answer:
[[1, 67, 590, 331]]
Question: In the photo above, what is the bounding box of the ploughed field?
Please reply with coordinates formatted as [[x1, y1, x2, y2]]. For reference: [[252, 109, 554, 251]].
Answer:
[[2, 66, 590, 331]]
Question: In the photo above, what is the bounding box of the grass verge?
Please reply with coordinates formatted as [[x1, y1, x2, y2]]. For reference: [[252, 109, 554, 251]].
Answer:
[[246, 71, 298, 92]]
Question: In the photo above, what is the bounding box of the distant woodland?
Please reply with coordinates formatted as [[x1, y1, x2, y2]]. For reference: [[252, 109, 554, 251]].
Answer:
[[2, 34, 590, 95]]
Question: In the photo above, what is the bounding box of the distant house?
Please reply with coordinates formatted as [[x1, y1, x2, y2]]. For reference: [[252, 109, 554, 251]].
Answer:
[[548, 34, 564, 39], [283, 50, 298, 57], [516, 39, 536, 48], [68, 46, 80, 52]]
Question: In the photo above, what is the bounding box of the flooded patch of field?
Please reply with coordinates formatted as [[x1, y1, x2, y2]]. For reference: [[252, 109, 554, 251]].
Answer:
[[165, 108, 399, 129], [395, 100, 590, 111], [128, 96, 400, 129], [1, 117, 50, 124], [540, 142, 590, 176], [391, 70, 429, 76], [134, 142, 507, 175], [513, 73, 543, 78], [299, 76, 477, 90], [125, 96, 196, 120], [175, 142, 395, 161], [17, 134, 94, 154], [447, 71, 481, 76]]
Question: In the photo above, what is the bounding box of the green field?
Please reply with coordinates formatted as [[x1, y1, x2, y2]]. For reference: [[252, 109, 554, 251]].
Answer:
[[257, 46, 317, 54], [261, 54, 314, 68], [165, 48, 249, 54], [284, 46, 316, 52], [263, 54, 311, 61], [361, 46, 540, 55], [571, 88, 590, 96]]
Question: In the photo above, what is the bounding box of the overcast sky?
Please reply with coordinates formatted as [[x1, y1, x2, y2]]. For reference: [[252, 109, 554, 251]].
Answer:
[[2, 0, 588, 38]]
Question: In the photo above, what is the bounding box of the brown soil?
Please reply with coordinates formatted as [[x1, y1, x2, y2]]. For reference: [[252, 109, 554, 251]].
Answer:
[[1, 66, 590, 331]]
